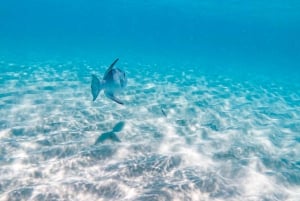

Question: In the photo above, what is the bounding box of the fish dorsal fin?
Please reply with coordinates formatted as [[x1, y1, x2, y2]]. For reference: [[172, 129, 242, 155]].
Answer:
[[104, 58, 119, 78]]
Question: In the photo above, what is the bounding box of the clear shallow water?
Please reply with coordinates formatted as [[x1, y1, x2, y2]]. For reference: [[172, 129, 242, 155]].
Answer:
[[0, 59, 300, 201], [1, 0, 300, 200]]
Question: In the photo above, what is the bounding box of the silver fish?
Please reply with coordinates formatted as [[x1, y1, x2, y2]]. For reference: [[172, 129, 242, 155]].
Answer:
[[91, 58, 127, 105]]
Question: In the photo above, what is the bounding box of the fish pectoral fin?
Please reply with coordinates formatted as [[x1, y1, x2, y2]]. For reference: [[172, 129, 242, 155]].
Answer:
[[91, 74, 103, 101], [105, 92, 124, 105]]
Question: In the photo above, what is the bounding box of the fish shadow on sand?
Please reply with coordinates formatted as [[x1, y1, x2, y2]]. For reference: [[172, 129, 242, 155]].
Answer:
[[95, 121, 125, 144]]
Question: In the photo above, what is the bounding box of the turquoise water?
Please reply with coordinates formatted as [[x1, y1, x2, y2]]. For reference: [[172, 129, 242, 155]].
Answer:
[[1, 1, 300, 201]]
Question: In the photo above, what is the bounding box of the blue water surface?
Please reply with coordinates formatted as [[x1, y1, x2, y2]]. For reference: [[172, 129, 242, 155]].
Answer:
[[0, 1, 300, 200]]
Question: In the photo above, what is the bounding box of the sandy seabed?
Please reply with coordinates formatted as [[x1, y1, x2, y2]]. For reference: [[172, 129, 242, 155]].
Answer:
[[0, 60, 300, 201]]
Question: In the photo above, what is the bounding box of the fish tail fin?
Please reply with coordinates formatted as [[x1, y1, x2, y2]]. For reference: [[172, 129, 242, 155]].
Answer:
[[91, 74, 103, 101]]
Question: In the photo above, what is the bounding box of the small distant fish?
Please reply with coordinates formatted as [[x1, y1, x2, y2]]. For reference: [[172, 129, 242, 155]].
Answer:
[[161, 106, 167, 117], [91, 58, 127, 105]]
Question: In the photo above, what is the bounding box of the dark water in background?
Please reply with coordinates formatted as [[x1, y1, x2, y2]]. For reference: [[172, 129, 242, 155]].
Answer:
[[1, 0, 300, 70], [0, 1, 300, 201]]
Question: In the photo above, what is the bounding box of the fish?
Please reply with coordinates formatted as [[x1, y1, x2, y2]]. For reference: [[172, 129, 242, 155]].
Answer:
[[91, 58, 127, 105], [161, 105, 167, 117]]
